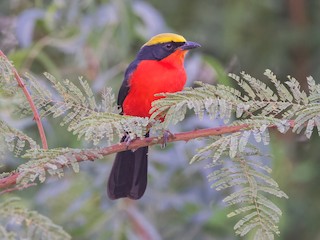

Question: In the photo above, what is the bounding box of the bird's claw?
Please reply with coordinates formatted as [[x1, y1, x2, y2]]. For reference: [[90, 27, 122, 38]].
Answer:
[[122, 133, 136, 151], [161, 130, 174, 149], [123, 134, 132, 146]]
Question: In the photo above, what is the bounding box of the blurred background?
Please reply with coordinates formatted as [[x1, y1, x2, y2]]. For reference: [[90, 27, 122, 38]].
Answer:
[[1, 0, 320, 239]]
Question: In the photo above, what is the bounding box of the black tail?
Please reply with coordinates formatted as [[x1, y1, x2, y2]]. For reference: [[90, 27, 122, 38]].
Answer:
[[107, 135, 149, 200]]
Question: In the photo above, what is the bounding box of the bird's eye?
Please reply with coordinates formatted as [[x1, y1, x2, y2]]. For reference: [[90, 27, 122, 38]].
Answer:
[[165, 43, 173, 50]]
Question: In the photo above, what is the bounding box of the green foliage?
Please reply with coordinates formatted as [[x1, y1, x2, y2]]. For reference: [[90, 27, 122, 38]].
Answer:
[[0, 198, 71, 240], [0, 56, 18, 95], [0, 57, 39, 159], [207, 151, 288, 239], [152, 69, 320, 138], [17, 148, 97, 186], [0, 120, 39, 157], [0, 55, 25, 112], [190, 131, 287, 239], [26, 73, 149, 144], [150, 70, 320, 239]]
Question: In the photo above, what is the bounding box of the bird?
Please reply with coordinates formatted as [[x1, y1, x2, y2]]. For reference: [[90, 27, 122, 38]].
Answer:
[[107, 33, 200, 200]]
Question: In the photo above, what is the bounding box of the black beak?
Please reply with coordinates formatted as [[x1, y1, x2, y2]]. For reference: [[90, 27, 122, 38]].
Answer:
[[180, 41, 201, 50]]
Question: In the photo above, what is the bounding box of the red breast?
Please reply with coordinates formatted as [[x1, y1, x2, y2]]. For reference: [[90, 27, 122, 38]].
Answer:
[[122, 49, 187, 117]]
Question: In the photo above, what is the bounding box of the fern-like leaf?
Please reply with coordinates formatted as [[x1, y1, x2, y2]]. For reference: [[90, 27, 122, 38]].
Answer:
[[28, 73, 147, 144], [73, 113, 149, 145], [212, 155, 288, 239], [0, 120, 39, 157], [188, 122, 287, 239], [17, 148, 103, 186], [0, 198, 71, 240], [151, 85, 236, 127], [0, 55, 19, 95]]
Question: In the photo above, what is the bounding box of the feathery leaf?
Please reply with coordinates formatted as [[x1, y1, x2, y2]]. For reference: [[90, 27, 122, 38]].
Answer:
[[0, 198, 71, 240]]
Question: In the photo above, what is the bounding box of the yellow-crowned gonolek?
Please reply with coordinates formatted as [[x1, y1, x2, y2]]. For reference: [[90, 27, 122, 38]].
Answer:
[[107, 33, 200, 200]]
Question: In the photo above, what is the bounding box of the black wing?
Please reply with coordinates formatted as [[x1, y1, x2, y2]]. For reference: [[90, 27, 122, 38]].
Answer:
[[117, 60, 140, 113]]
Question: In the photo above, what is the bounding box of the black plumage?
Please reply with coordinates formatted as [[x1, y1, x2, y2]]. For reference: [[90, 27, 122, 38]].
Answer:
[[107, 134, 149, 200]]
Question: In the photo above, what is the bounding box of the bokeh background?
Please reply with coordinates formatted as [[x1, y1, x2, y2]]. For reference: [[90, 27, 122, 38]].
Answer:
[[1, 0, 320, 239]]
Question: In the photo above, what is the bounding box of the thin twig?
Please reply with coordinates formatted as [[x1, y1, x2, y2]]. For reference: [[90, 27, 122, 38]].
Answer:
[[0, 172, 20, 189], [0, 50, 48, 149]]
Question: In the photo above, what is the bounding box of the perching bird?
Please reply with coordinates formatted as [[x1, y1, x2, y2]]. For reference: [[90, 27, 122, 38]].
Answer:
[[107, 33, 200, 200]]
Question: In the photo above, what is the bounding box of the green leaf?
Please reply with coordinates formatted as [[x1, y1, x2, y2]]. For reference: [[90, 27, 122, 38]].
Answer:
[[227, 205, 256, 217], [234, 213, 259, 234], [0, 198, 71, 240]]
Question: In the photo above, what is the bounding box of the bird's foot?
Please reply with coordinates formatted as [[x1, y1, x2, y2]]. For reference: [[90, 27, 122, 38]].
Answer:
[[161, 130, 174, 149], [122, 133, 136, 151], [123, 133, 133, 146]]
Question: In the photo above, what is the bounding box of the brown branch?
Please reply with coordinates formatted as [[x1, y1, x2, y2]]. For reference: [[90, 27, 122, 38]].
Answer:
[[0, 50, 48, 149], [0, 123, 250, 191], [0, 108, 296, 193], [75, 124, 252, 160], [0, 172, 20, 190]]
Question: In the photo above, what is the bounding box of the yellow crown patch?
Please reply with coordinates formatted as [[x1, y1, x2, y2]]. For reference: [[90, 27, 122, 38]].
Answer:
[[143, 33, 186, 47]]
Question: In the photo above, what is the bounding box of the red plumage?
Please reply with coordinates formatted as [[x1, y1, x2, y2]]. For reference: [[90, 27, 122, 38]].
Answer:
[[123, 50, 187, 117]]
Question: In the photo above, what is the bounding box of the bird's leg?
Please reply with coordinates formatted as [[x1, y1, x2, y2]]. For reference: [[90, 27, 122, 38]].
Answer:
[[123, 133, 132, 146], [122, 133, 136, 151], [123, 133, 146, 152], [161, 129, 174, 149]]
